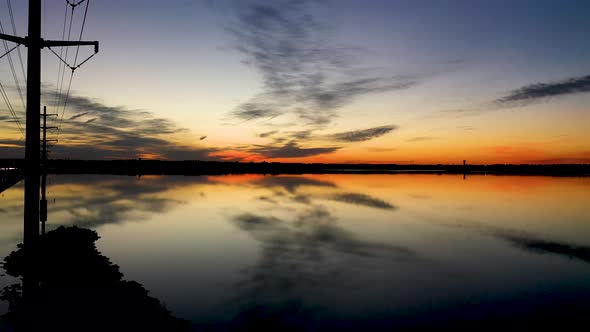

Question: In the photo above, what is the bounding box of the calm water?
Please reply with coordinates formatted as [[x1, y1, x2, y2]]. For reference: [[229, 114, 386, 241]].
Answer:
[[1, 174, 589, 330]]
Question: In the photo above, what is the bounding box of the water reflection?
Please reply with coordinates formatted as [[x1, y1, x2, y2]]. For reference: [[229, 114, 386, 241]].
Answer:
[[472, 226, 590, 264], [224, 207, 416, 330], [0, 174, 589, 330], [329, 193, 396, 210]]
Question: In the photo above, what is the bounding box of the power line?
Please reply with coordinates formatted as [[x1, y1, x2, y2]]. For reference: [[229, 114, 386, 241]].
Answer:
[[54, 3, 75, 143], [55, 6, 75, 119], [73, 0, 90, 66], [0, 42, 19, 60], [0, 0, 99, 230], [0, 80, 24, 137], [55, 72, 73, 144], [0, 82, 23, 135], [7, 0, 26, 81], [55, 0, 92, 145], [0, 9, 24, 138], [51, 5, 69, 127], [0, 0, 98, 147], [0, 19, 26, 112], [42, 0, 47, 88]]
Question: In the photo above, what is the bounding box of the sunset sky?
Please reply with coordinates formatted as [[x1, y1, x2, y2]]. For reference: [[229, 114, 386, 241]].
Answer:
[[1, 0, 589, 164]]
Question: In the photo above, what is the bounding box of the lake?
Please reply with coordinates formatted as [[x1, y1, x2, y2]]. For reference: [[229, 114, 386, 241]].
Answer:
[[1, 174, 589, 330]]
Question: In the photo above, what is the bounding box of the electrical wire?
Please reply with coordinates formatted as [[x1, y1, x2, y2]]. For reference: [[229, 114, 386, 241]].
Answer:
[[0, 81, 24, 137], [55, 72, 73, 143], [73, 0, 90, 66], [54, 5, 76, 143], [0, 12, 24, 138], [0, 19, 26, 113], [55, 0, 92, 144], [50, 5, 69, 128], [7, 0, 26, 81], [55, 6, 75, 117], [0, 43, 19, 61]]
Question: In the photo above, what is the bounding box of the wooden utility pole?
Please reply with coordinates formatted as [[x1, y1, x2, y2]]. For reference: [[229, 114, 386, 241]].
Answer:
[[0, 2, 98, 321], [0, 0, 98, 234]]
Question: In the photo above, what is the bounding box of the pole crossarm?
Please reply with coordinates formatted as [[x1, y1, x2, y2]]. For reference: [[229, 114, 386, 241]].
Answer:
[[66, 0, 87, 9], [0, 32, 26, 45], [44, 39, 99, 53], [0, 34, 99, 53], [46, 40, 99, 71]]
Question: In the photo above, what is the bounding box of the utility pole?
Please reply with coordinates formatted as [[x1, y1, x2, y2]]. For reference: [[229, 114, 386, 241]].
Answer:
[[40, 106, 56, 235], [0, 0, 99, 235], [41, 106, 57, 165], [0, 1, 98, 314]]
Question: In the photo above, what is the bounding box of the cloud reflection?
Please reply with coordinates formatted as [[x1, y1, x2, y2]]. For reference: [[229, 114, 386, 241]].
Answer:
[[330, 193, 396, 210], [493, 231, 590, 264], [458, 222, 590, 265], [42, 175, 205, 228], [230, 206, 414, 298]]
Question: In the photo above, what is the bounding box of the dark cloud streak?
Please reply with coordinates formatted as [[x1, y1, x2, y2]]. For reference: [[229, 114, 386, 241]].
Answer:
[[247, 141, 340, 158], [496, 74, 590, 107], [228, 0, 418, 126], [27, 89, 219, 160], [448, 74, 590, 114], [328, 125, 397, 142]]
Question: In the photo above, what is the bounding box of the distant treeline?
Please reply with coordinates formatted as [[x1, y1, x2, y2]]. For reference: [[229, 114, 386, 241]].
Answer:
[[1, 159, 589, 176]]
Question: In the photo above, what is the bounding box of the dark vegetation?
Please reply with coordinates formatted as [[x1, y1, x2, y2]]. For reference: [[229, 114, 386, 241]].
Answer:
[[1, 159, 589, 176], [0, 226, 191, 332]]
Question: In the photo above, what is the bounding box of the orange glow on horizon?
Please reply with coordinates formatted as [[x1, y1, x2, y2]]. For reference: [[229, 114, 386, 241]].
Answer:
[[207, 148, 590, 165]]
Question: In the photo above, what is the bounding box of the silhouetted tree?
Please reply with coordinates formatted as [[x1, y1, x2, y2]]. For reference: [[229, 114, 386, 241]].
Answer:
[[0, 226, 191, 332]]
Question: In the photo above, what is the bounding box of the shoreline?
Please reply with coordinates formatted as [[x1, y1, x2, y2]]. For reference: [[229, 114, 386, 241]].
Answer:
[[1, 159, 589, 177]]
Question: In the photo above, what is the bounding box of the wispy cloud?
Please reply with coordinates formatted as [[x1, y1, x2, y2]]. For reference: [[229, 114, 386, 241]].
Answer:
[[0, 89, 219, 160], [227, 0, 419, 126], [232, 125, 397, 160], [447, 74, 590, 114], [258, 130, 278, 138], [246, 141, 340, 159], [495, 74, 590, 107], [327, 125, 397, 143], [68, 112, 90, 121], [406, 136, 437, 142], [232, 102, 282, 121]]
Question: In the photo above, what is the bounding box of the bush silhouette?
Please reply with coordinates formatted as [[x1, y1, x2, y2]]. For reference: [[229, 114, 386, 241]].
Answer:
[[0, 226, 191, 332]]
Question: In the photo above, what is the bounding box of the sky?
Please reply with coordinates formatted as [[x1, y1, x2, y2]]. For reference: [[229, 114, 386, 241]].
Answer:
[[1, 0, 589, 164]]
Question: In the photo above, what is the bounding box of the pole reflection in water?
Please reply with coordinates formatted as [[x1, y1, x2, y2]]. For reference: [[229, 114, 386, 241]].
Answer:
[[21, 172, 39, 331], [40, 173, 47, 236], [0, 172, 190, 331]]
